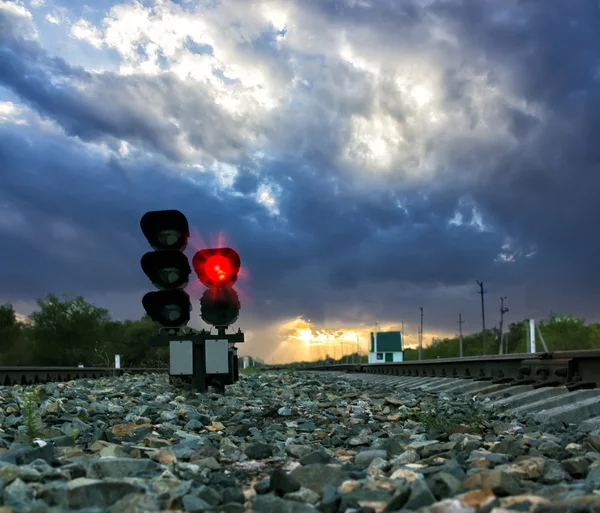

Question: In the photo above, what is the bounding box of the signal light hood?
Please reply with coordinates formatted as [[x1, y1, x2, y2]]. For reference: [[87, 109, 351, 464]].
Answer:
[[140, 209, 190, 251], [142, 290, 191, 328], [141, 251, 191, 290]]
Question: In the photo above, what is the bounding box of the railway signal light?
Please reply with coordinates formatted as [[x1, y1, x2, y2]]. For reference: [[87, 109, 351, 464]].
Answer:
[[193, 248, 241, 327], [142, 290, 191, 327], [140, 209, 189, 251], [200, 287, 241, 327], [141, 251, 191, 290], [193, 248, 240, 287], [140, 210, 192, 328]]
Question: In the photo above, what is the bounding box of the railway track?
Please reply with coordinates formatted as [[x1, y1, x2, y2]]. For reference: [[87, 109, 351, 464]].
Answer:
[[308, 349, 600, 428], [0, 366, 168, 386]]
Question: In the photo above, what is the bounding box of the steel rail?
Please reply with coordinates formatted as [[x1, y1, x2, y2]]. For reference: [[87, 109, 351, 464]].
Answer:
[[306, 349, 600, 389], [0, 367, 168, 387]]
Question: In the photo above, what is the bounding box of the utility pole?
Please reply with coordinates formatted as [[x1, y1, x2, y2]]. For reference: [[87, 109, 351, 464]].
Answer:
[[401, 320, 405, 354], [419, 306, 423, 360], [476, 281, 487, 355], [457, 313, 465, 358], [498, 297, 509, 355]]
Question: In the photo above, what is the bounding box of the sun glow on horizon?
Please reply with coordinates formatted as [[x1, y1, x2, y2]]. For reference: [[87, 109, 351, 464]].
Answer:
[[266, 316, 457, 364]]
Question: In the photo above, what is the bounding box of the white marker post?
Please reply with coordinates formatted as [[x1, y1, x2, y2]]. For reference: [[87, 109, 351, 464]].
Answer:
[[114, 354, 121, 369], [528, 319, 536, 353]]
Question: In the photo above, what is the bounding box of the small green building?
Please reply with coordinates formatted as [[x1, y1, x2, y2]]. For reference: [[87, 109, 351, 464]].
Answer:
[[369, 331, 403, 363]]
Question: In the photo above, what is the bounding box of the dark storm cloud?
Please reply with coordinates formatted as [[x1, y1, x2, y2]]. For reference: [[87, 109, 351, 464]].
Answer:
[[448, 0, 600, 285], [305, 0, 600, 307], [0, 123, 302, 303], [1, 0, 600, 336], [0, 13, 258, 164]]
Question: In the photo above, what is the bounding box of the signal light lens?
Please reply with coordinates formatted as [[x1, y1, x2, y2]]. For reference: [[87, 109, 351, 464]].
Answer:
[[141, 251, 191, 290], [142, 290, 191, 327], [193, 248, 241, 288], [159, 268, 182, 285], [205, 255, 231, 283], [157, 230, 183, 248], [200, 287, 240, 327]]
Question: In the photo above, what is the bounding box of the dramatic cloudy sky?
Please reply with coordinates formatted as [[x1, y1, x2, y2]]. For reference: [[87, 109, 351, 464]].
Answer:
[[1, 0, 599, 362]]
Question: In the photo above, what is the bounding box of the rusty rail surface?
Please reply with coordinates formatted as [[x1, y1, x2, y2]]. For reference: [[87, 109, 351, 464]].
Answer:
[[0, 367, 168, 386], [307, 350, 600, 389]]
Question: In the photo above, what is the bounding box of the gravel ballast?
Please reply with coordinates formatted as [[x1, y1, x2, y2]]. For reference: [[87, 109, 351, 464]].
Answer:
[[0, 371, 598, 512]]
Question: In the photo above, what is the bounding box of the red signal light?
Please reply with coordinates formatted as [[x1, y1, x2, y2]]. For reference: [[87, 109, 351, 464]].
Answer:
[[193, 248, 240, 288], [205, 254, 232, 283]]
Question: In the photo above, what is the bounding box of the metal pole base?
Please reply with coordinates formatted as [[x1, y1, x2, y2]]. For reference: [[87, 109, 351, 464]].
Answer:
[[149, 327, 244, 394]]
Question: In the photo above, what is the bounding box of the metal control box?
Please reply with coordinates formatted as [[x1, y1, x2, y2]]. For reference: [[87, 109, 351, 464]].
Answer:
[[170, 340, 194, 375], [205, 339, 229, 374]]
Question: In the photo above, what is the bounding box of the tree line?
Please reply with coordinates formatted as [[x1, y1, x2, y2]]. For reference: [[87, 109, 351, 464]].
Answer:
[[404, 312, 600, 360], [2, 293, 598, 368], [0, 294, 166, 367]]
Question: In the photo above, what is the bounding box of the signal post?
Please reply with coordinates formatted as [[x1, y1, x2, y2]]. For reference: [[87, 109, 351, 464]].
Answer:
[[140, 209, 244, 393]]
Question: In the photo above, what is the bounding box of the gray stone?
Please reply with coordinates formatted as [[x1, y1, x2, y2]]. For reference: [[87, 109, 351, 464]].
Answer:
[[383, 481, 411, 512], [542, 459, 572, 485], [222, 486, 245, 504], [427, 472, 463, 500], [86, 457, 162, 479], [290, 464, 346, 496], [244, 443, 275, 460], [284, 487, 320, 504], [462, 469, 521, 496], [430, 499, 476, 513], [169, 480, 194, 499], [584, 462, 600, 491], [251, 494, 317, 512], [2, 478, 34, 509], [286, 444, 313, 459], [254, 478, 271, 495], [168, 439, 207, 459], [181, 494, 213, 512], [219, 503, 245, 513], [299, 450, 332, 465], [0, 444, 58, 466], [106, 493, 161, 512], [270, 468, 301, 496], [67, 479, 145, 509], [190, 445, 220, 462], [195, 485, 223, 505], [404, 479, 436, 510], [561, 456, 590, 478], [355, 450, 388, 466], [185, 420, 205, 431]]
